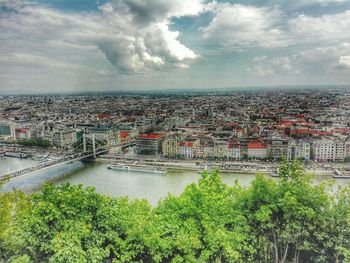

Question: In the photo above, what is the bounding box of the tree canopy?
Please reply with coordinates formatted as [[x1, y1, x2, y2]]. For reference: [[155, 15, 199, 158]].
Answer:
[[1, 160, 349, 262]]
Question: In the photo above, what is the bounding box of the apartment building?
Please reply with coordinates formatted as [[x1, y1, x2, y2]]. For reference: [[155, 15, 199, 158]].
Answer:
[[287, 139, 311, 162]]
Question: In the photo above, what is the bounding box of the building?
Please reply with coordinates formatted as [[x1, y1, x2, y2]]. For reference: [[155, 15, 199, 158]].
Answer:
[[136, 133, 164, 155], [88, 127, 110, 142], [53, 130, 77, 148], [15, 128, 31, 140], [227, 141, 241, 160], [287, 139, 311, 162], [213, 141, 228, 159], [312, 137, 345, 162], [0, 123, 15, 139], [266, 138, 288, 161], [162, 133, 183, 158], [247, 141, 267, 160], [179, 140, 199, 159], [345, 138, 350, 161]]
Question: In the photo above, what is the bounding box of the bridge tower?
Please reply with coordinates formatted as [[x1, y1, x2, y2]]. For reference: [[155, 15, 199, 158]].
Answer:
[[83, 134, 96, 158]]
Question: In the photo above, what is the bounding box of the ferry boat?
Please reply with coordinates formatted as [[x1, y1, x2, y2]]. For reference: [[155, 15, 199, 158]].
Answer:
[[107, 164, 166, 175], [4, 152, 28, 158]]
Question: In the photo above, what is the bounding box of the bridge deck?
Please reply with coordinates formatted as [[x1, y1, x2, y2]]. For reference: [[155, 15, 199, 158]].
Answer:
[[1, 150, 107, 181]]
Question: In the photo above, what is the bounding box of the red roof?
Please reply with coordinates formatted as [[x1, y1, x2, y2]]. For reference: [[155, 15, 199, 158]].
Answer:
[[15, 128, 28, 133], [179, 142, 194, 147], [98, 113, 110, 119], [279, 120, 296, 126], [248, 142, 266, 149], [138, 133, 163, 139], [120, 131, 129, 138], [290, 129, 333, 136]]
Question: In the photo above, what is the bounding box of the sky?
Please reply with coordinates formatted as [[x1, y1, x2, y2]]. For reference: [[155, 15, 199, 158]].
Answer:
[[1, 0, 350, 94]]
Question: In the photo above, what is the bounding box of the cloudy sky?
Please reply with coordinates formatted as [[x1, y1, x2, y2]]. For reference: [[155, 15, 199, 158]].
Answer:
[[1, 0, 350, 94]]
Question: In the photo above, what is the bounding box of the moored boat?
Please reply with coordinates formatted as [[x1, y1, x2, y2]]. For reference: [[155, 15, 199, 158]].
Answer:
[[4, 152, 28, 158], [107, 164, 166, 174]]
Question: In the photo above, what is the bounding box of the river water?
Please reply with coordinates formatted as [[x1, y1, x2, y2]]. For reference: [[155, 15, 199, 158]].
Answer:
[[1, 157, 349, 205]]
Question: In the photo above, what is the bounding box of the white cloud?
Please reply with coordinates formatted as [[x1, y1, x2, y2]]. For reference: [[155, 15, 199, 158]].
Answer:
[[201, 3, 350, 51], [201, 3, 288, 49], [0, 0, 202, 73], [289, 10, 350, 44], [251, 42, 350, 78], [339, 55, 350, 68], [250, 56, 293, 77], [110, 0, 205, 24]]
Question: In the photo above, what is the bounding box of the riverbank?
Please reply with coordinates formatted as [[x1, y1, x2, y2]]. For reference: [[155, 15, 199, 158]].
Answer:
[[95, 157, 334, 176]]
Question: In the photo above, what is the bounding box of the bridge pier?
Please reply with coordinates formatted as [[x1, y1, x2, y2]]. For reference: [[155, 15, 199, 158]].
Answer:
[[83, 135, 87, 152], [92, 135, 96, 158], [83, 134, 96, 158]]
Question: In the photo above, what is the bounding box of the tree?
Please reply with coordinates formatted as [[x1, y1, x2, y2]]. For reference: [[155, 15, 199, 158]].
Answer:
[[1, 161, 349, 262], [0, 176, 29, 262], [237, 160, 350, 263]]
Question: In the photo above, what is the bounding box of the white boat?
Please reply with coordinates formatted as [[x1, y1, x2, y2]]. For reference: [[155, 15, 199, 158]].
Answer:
[[107, 164, 166, 174], [4, 152, 28, 158]]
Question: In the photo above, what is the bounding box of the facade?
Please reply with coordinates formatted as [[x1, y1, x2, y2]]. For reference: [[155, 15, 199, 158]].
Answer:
[[266, 138, 288, 161], [15, 128, 31, 140], [203, 142, 215, 159], [107, 129, 120, 146], [53, 130, 77, 148], [312, 137, 345, 162], [0, 123, 15, 139], [247, 141, 268, 160], [162, 134, 182, 158], [213, 141, 228, 159], [136, 133, 164, 155], [227, 142, 241, 160], [287, 139, 311, 162], [179, 139, 200, 159], [345, 138, 350, 161], [88, 127, 110, 142]]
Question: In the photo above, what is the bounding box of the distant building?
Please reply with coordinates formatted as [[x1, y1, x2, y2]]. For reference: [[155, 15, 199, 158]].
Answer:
[[53, 130, 77, 148], [247, 141, 267, 160], [312, 137, 345, 162], [287, 139, 311, 162], [88, 127, 110, 142], [0, 123, 15, 139], [227, 142, 241, 160], [266, 138, 288, 161], [15, 128, 31, 140], [162, 133, 183, 158], [213, 141, 228, 159], [179, 141, 196, 159], [136, 133, 164, 155]]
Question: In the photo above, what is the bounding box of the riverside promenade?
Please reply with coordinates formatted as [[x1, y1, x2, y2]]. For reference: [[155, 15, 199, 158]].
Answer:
[[95, 155, 336, 176]]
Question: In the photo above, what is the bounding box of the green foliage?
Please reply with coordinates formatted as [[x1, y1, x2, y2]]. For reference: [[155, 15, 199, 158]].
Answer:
[[0, 178, 29, 262], [14, 138, 51, 148], [0, 160, 349, 262]]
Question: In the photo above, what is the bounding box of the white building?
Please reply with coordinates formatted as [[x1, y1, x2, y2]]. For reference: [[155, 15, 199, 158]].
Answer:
[[53, 130, 77, 148], [287, 139, 311, 162], [312, 137, 345, 162], [247, 142, 267, 160], [179, 141, 195, 159], [227, 142, 241, 160]]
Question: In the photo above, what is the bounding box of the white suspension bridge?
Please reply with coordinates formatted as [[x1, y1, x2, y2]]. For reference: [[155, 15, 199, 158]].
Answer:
[[1, 134, 134, 181]]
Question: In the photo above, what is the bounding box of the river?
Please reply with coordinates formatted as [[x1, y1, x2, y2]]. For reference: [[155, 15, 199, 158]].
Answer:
[[1, 157, 349, 205]]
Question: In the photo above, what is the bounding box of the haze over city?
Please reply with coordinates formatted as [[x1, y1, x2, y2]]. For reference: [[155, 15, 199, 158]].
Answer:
[[1, 0, 350, 94]]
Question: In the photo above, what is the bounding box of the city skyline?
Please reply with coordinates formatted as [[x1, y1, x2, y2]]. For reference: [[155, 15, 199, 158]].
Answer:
[[1, 0, 350, 94]]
